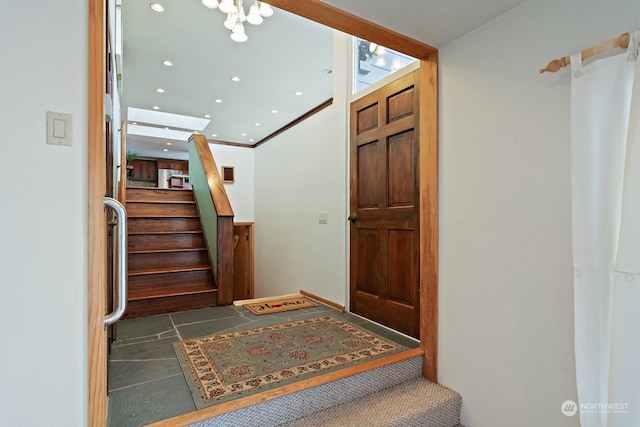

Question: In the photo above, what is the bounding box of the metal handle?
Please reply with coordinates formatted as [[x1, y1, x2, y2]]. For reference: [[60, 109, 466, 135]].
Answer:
[[103, 197, 128, 327], [348, 215, 357, 223]]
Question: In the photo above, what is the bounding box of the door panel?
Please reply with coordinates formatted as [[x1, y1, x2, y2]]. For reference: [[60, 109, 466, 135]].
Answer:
[[388, 130, 415, 207], [356, 228, 380, 297], [350, 70, 420, 338], [356, 141, 380, 208]]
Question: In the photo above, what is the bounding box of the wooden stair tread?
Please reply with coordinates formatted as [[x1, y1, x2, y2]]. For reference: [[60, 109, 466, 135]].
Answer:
[[128, 230, 202, 235], [128, 247, 207, 255], [127, 186, 191, 191], [128, 265, 212, 276], [126, 200, 196, 204], [129, 284, 217, 301], [127, 213, 200, 218]]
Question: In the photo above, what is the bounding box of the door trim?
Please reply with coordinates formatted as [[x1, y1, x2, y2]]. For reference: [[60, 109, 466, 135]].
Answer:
[[88, 1, 438, 425], [418, 56, 439, 381], [88, 0, 107, 425]]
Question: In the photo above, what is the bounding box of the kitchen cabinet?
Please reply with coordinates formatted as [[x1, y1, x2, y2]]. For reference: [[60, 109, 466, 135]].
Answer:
[[129, 159, 158, 182], [157, 159, 188, 174]]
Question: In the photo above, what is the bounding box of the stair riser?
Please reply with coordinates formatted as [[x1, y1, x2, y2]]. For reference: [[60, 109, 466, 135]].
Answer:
[[129, 217, 202, 233], [191, 356, 426, 427], [128, 233, 205, 252], [127, 188, 194, 202], [122, 292, 218, 319], [128, 269, 214, 292], [129, 250, 210, 272], [127, 202, 198, 217]]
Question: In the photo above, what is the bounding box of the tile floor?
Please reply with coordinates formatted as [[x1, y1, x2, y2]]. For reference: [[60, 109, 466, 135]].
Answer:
[[107, 302, 419, 427]]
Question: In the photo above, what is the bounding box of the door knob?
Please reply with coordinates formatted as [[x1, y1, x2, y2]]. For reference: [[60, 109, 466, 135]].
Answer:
[[347, 215, 357, 223]]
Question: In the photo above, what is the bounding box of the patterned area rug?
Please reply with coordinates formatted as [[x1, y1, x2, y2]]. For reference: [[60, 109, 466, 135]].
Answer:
[[174, 315, 407, 408]]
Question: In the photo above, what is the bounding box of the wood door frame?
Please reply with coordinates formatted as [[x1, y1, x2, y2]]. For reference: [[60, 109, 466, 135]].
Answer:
[[88, 0, 438, 424]]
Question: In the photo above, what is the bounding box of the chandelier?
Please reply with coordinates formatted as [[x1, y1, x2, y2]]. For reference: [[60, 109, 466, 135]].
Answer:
[[201, 0, 274, 43]]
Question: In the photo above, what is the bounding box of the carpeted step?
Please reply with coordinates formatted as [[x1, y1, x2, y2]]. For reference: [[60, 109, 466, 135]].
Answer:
[[278, 377, 462, 427], [189, 355, 430, 427]]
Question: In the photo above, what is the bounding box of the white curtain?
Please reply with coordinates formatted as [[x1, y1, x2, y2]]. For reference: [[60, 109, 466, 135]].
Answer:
[[571, 31, 640, 427]]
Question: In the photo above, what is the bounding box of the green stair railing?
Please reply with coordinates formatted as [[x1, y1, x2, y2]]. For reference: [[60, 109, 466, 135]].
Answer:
[[189, 134, 234, 305]]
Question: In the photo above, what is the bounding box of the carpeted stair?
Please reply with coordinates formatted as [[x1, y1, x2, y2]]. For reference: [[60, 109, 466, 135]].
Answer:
[[189, 355, 461, 427]]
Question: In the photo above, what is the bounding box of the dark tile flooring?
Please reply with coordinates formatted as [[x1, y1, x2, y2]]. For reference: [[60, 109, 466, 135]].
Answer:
[[107, 302, 418, 427]]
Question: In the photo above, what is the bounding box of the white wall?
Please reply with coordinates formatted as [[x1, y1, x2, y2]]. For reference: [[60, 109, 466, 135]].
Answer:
[[0, 1, 87, 426], [438, 0, 640, 426], [210, 144, 255, 223], [253, 32, 349, 304]]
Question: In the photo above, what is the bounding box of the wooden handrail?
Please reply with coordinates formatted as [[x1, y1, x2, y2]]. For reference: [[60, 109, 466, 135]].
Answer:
[[192, 134, 234, 217]]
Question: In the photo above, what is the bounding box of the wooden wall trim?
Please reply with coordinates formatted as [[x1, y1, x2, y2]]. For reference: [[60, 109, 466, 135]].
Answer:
[[88, 0, 107, 425], [216, 216, 234, 305], [418, 54, 439, 382], [207, 99, 335, 149], [253, 98, 333, 148], [265, 0, 436, 59]]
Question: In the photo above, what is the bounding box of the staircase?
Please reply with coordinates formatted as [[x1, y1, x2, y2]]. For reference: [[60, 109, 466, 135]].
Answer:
[[124, 187, 218, 318]]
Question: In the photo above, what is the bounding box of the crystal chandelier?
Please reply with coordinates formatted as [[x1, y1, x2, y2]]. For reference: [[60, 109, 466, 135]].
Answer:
[[201, 0, 274, 43]]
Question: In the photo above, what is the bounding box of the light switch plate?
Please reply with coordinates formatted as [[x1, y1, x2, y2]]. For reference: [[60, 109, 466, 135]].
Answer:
[[47, 111, 72, 146], [318, 212, 328, 225]]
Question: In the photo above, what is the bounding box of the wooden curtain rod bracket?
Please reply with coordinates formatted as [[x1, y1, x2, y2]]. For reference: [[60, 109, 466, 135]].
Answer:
[[539, 32, 631, 74]]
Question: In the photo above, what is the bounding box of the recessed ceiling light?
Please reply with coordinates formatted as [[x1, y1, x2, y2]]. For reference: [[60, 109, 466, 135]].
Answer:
[[249, 139, 255, 142], [162, 60, 173, 66], [211, 133, 217, 137], [241, 133, 247, 136], [271, 109, 278, 114], [254, 122, 260, 126], [214, 99, 223, 103], [150, 3, 165, 12], [152, 105, 160, 110], [164, 127, 169, 129], [156, 88, 165, 93], [231, 76, 240, 82], [162, 148, 169, 152], [204, 114, 211, 118], [294, 91, 303, 96], [166, 142, 172, 146]]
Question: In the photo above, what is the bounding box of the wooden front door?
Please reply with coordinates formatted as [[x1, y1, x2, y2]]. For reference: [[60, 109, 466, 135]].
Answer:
[[349, 70, 420, 338]]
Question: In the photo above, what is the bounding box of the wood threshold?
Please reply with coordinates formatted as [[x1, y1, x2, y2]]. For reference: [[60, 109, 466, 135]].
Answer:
[[299, 290, 345, 312], [146, 347, 424, 427], [233, 293, 302, 307]]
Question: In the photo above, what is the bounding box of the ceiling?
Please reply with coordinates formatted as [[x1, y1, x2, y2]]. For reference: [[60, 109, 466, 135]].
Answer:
[[121, 0, 526, 159]]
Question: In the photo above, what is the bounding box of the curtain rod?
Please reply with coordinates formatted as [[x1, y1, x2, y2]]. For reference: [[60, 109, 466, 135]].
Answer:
[[539, 33, 630, 74]]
